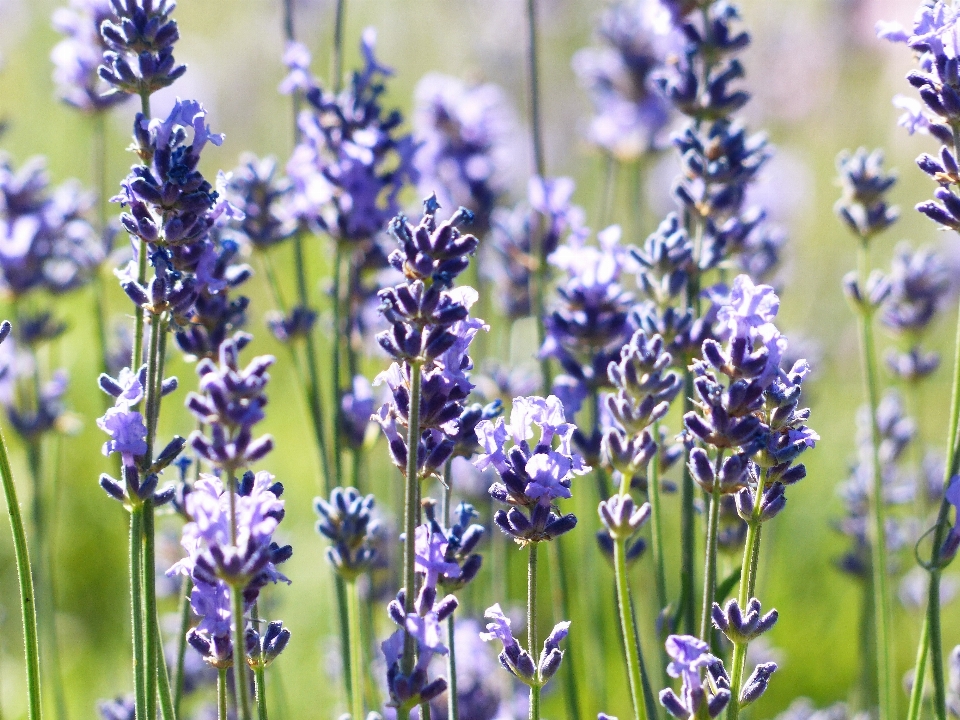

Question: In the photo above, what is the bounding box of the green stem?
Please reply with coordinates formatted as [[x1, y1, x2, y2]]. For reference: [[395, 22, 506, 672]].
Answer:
[[906, 612, 930, 720], [614, 537, 647, 720], [647, 425, 667, 616], [855, 242, 894, 720], [231, 584, 252, 720], [679, 382, 696, 635], [547, 540, 581, 720], [528, 543, 541, 720], [699, 454, 724, 641], [442, 461, 459, 720], [132, 92, 151, 370], [91, 112, 111, 380], [336, 576, 354, 710], [331, 243, 345, 485], [143, 501, 158, 720], [727, 478, 766, 720], [156, 614, 175, 720], [400, 362, 424, 720], [131, 506, 147, 720], [218, 668, 228, 720], [27, 442, 66, 720], [254, 666, 268, 720], [174, 575, 193, 719], [346, 581, 365, 720], [525, 0, 545, 178], [627, 588, 659, 720], [332, 0, 346, 94], [0, 424, 42, 720]]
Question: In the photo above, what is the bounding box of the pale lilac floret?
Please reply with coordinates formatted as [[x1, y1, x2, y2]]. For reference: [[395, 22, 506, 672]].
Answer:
[[479, 603, 519, 651], [714, 275, 780, 343], [665, 634, 715, 689], [191, 579, 231, 637], [404, 610, 449, 656], [524, 453, 573, 506], [97, 406, 147, 463], [414, 524, 462, 590]]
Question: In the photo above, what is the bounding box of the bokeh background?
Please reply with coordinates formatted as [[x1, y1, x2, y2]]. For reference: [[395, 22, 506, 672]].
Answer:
[[0, 0, 956, 718]]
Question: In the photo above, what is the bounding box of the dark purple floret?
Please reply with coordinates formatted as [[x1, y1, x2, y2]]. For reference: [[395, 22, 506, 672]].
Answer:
[[98, 0, 186, 97], [284, 32, 418, 244]]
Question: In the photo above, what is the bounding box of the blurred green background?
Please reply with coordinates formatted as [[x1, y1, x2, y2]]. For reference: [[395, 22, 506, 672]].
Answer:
[[0, 0, 957, 718]]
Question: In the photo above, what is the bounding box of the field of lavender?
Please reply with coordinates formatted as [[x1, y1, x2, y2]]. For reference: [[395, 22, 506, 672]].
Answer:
[[0, 1, 957, 720]]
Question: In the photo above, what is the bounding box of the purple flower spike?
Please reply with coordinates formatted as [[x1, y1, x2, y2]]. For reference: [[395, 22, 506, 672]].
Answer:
[[665, 634, 715, 688], [414, 524, 462, 594]]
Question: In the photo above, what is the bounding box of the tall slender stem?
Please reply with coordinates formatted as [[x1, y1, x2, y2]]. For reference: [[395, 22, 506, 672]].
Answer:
[[855, 242, 894, 720], [906, 612, 930, 720], [547, 540, 581, 720], [400, 362, 424, 720], [143, 500, 159, 720], [231, 585, 252, 720], [91, 112, 111, 379], [156, 615, 175, 720], [346, 580, 365, 720], [528, 543, 541, 720], [217, 668, 228, 720], [614, 537, 647, 720], [174, 575, 193, 718], [254, 666, 268, 720], [0, 424, 42, 720], [27, 442, 66, 720], [332, 0, 346, 94], [441, 461, 459, 720], [132, 91, 151, 370], [525, 0, 545, 178], [131, 506, 147, 720], [331, 243, 345, 485], [727, 477, 766, 720], [699, 454, 724, 641]]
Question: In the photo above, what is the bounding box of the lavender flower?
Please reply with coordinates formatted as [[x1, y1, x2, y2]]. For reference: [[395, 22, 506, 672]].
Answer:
[[541, 225, 637, 418], [51, 0, 128, 112], [659, 634, 731, 719], [834, 148, 899, 241], [374, 198, 482, 478], [0, 155, 103, 297], [572, 0, 674, 158], [479, 603, 570, 688], [314, 486, 380, 580], [422, 500, 484, 593], [283, 32, 418, 244], [186, 337, 274, 474], [226, 154, 296, 250], [98, 0, 186, 98], [475, 395, 587, 544], [413, 73, 516, 237], [428, 618, 510, 720]]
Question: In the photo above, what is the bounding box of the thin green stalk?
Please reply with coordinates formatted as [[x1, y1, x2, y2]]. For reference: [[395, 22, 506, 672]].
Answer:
[[614, 537, 647, 720], [906, 612, 930, 720], [679, 387, 696, 634], [281, 0, 303, 143], [332, 0, 346, 94], [174, 575, 193, 718], [131, 506, 147, 720], [727, 477, 765, 720], [156, 614, 175, 720], [0, 424, 41, 720], [400, 362, 424, 720], [699, 454, 724, 641], [218, 668, 228, 720], [254, 666, 268, 720], [26, 442, 66, 720], [331, 243, 345, 484], [918, 289, 960, 720], [442, 461, 459, 720], [292, 231, 333, 494], [647, 425, 667, 615], [346, 580, 365, 720], [855, 242, 894, 720], [525, 0, 545, 178], [336, 574, 354, 710], [132, 91, 151, 370], [528, 543, 541, 720], [627, 588, 659, 720], [231, 585, 252, 720], [91, 112, 111, 379], [143, 501, 159, 720], [547, 540, 581, 720]]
